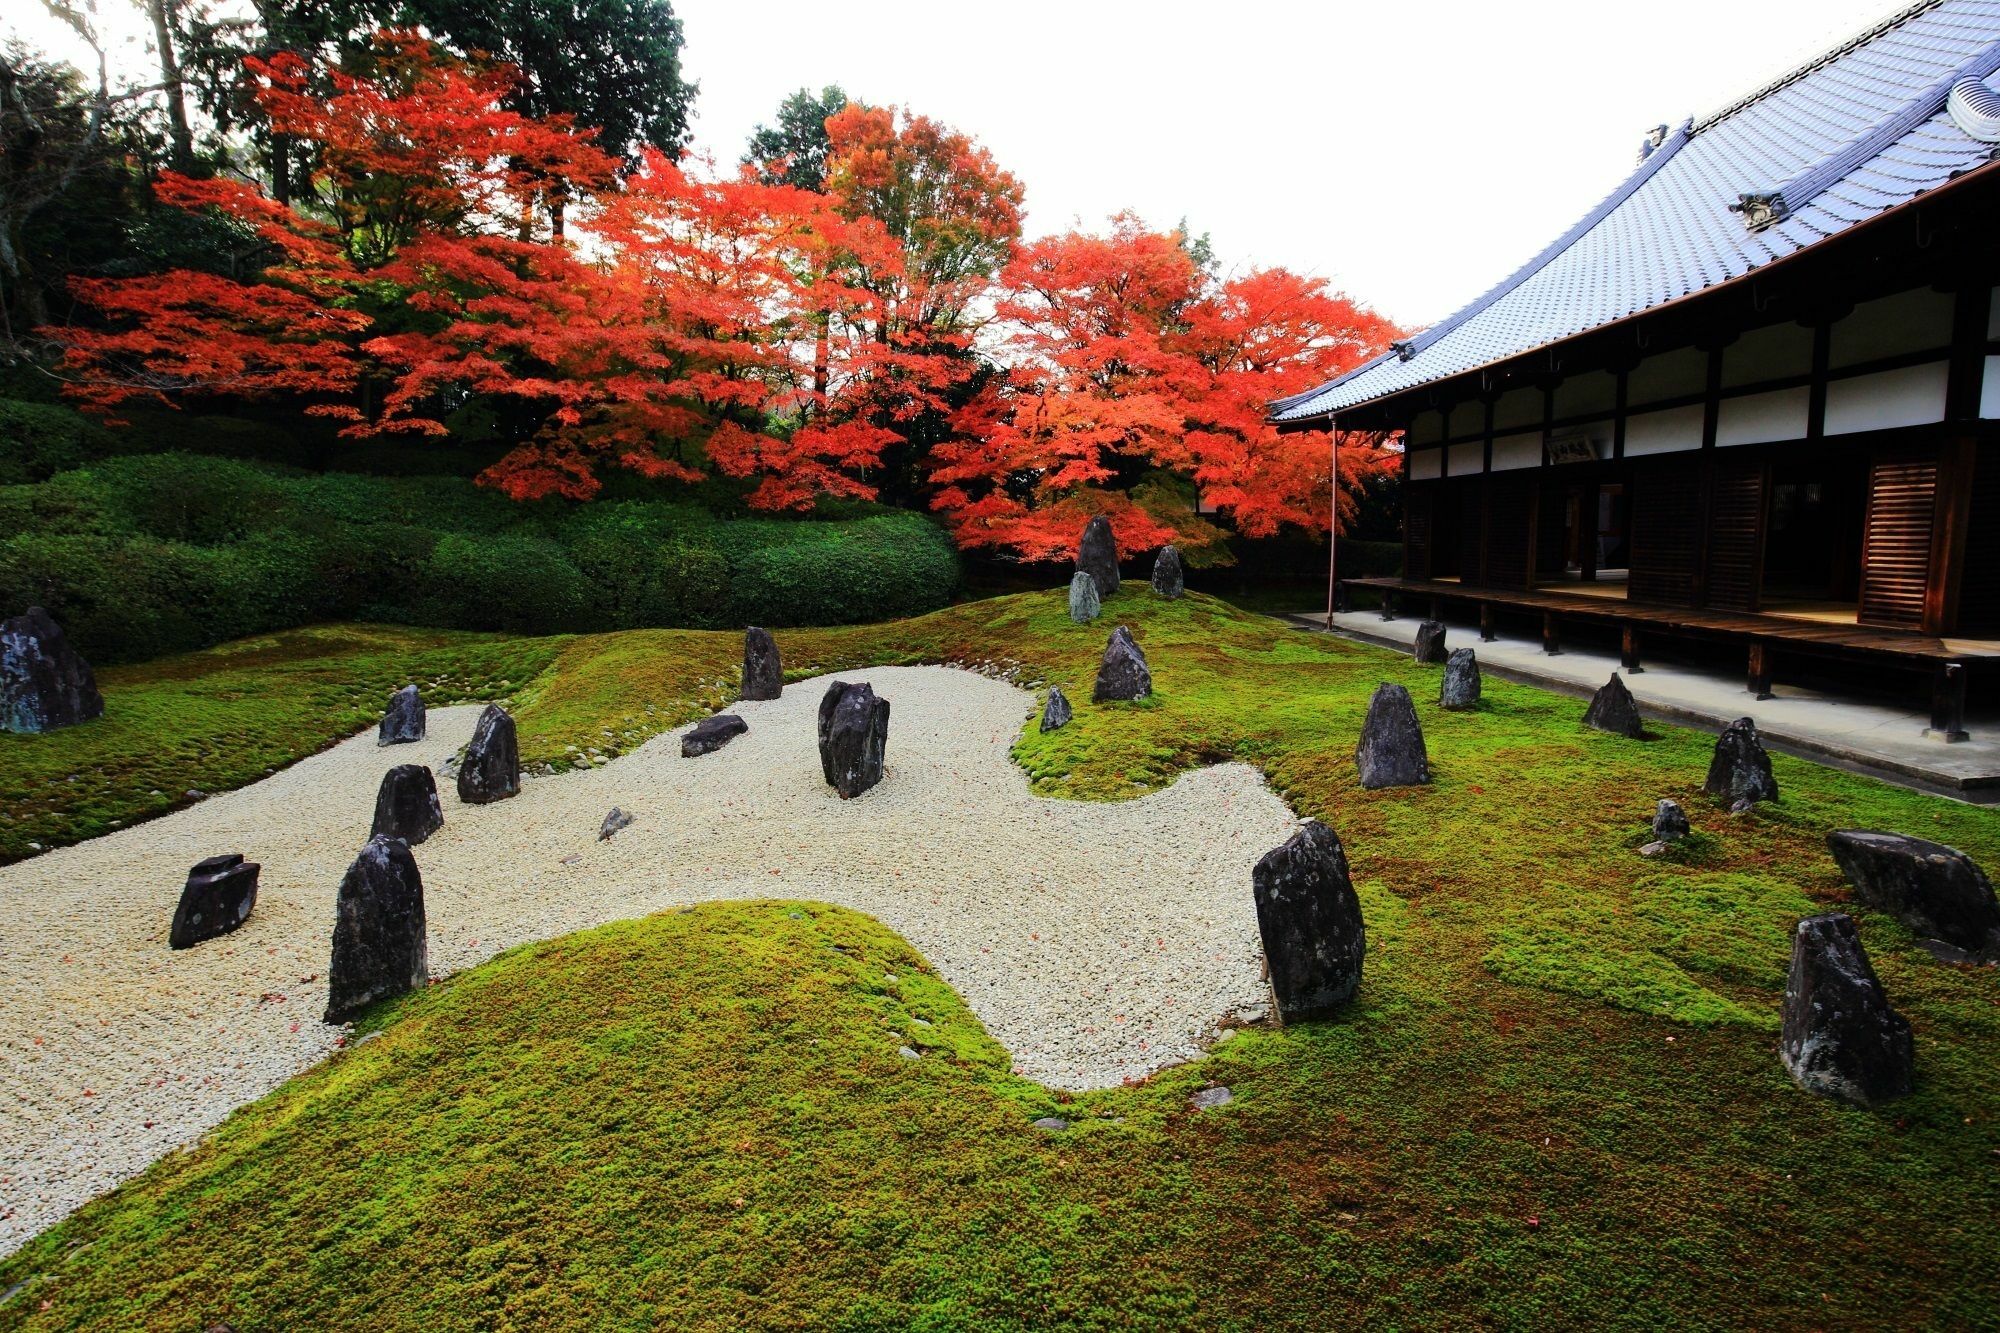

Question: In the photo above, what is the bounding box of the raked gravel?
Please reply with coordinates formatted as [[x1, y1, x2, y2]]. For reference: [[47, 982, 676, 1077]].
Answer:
[[0, 665, 1298, 1254]]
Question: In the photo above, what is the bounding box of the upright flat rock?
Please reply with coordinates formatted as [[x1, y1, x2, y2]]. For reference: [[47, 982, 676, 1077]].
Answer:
[[1076, 515, 1120, 597], [1067, 571, 1102, 624], [1439, 648, 1480, 710], [1150, 544, 1184, 599], [1355, 682, 1429, 789], [1040, 685, 1073, 733], [1780, 913, 1913, 1107], [169, 853, 259, 950], [1252, 820, 1366, 1023], [1705, 716, 1778, 807], [1827, 830, 2000, 958], [371, 764, 443, 845], [1092, 625, 1152, 702], [324, 835, 428, 1024], [1412, 619, 1447, 664], [377, 684, 425, 746], [683, 713, 748, 757], [0, 606, 104, 734], [741, 627, 783, 701], [818, 680, 890, 799], [456, 704, 520, 805], [1653, 798, 1691, 843], [1583, 673, 1645, 738]]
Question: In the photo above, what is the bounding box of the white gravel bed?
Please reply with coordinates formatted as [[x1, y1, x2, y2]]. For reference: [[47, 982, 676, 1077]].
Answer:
[[0, 665, 1297, 1254]]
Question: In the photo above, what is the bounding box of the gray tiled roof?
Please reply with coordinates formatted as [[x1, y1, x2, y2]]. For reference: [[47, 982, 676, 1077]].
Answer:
[[1274, 0, 2000, 425]]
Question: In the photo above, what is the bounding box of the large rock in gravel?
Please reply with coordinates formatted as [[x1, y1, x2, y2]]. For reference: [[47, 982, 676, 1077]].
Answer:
[[1705, 716, 1777, 808], [1826, 831, 2000, 958], [683, 713, 748, 757], [1067, 570, 1102, 624], [599, 806, 634, 840], [1354, 682, 1429, 789], [1252, 820, 1366, 1023], [1150, 544, 1184, 599], [169, 853, 259, 950], [741, 627, 783, 701], [1412, 619, 1447, 664], [818, 680, 890, 799], [0, 606, 103, 734], [377, 684, 424, 746], [1583, 673, 1644, 738], [1040, 684, 1073, 733], [1653, 798, 1691, 843], [324, 835, 428, 1023], [1092, 625, 1152, 702], [1076, 515, 1120, 597], [1439, 648, 1480, 710], [1780, 912, 1913, 1107], [371, 764, 443, 845], [456, 704, 520, 805]]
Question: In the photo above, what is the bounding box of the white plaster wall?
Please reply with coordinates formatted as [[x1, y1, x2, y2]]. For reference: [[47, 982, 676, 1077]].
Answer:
[[1981, 355, 2000, 420], [1627, 348, 1706, 406], [1824, 361, 1949, 435], [1448, 441, 1484, 476], [1716, 386, 1810, 447], [1623, 403, 1705, 456], [1492, 386, 1542, 430], [1410, 448, 1442, 480], [1829, 287, 1955, 368], [1722, 321, 1813, 388], [1491, 431, 1543, 471]]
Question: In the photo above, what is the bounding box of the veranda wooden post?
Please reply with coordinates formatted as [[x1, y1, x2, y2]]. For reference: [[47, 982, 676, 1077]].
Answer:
[[1324, 422, 1340, 629]]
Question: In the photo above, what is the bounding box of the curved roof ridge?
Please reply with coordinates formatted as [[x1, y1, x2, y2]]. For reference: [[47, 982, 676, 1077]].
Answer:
[[1692, 0, 1946, 133]]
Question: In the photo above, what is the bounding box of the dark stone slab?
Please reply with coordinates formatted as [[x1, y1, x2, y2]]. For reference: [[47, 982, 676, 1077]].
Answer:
[[377, 684, 425, 746], [599, 806, 634, 840], [0, 606, 104, 734], [1412, 619, 1447, 664], [1653, 798, 1691, 843], [741, 626, 783, 701], [1252, 820, 1366, 1023], [1827, 830, 2000, 958], [456, 704, 520, 804], [818, 680, 890, 799], [324, 835, 428, 1023], [1067, 570, 1102, 623], [1705, 716, 1778, 807], [1150, 545, 1184, 599], [1040, 685, 1073, 733], [170, 853, 259, 949], [1076, 515, 1120, 597], [1092, 625, 1152, 702], [1439, 648, 1480, 710], [1583, 673, 1644, 738], [371, 764, 443, 845], [683, 713, 748, 757], [1355, 682, 1429, 789], [1780, 912, 1913, 1107]]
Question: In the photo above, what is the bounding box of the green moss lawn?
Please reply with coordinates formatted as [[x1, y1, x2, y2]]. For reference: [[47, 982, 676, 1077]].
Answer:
[[1, 590, 1996, 1328]]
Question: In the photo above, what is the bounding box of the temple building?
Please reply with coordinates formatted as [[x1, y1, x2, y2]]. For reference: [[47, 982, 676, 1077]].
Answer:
[[1275, 0, 2000, 741]]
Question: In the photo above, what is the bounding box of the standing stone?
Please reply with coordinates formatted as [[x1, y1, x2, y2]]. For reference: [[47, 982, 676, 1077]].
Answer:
[[1354, 682, 1430, 789], [1092, 625, 1152, 702], [170, 853, 259, 949], [1067, 571, 1102, 624], [1705, 716, 1778, 807], [1780, 913, 1914, 1107], [1150, 545, 1185, 599], [456, 703, 520, 804], [1826, 831, 2000, 958], [682, 713, 748, 757], [1412, 619, 1447, 664], [1583, 673, 1645, 738], [1040, 685, 1073, 733], [0, 606, 104, 734], [741, 627, 783, 701], [1252, 820, 1366, 1023], [1076, 515, 1120, 597], [818, 681, 890, 799], [1653, 798, 1691, 843], [324, 835, 428, 1024], [1439, 648, 1481, 710], [377, 684, 425, 746], [371, 764, 443, 845]]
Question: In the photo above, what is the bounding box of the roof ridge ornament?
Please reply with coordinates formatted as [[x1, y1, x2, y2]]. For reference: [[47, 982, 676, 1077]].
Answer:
[[1637, 124, 1671, 164], [1947, 75, 2000, 143], [1730, 191, 1788, 231]]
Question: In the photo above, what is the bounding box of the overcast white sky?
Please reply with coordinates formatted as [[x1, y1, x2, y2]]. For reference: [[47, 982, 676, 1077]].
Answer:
[[9, 0, 1907, 326]]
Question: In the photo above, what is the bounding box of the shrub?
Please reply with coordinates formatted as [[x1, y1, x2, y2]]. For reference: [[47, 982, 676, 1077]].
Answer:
[[719, 514, 961, 625], [414, 533, 602, 634], [0, 399, 118, 484]]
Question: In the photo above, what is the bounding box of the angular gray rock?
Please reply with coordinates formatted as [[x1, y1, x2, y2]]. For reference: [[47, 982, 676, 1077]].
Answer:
[[1091, 625, 1152, 702], [1354, 682, 1429, 789], [456, 703, 520, 805], [1653, 798, 1690, 843], [1826, 830, 2000, 958], [1583, 673, 1644, 738], [1040, 685, 1073, 733], [370, 764, 443, 845], [1252, 820, 1366, 1023], [741, 626, 783, 701], [1076, 514, 1120, 597], [682, 713, 748, 757], [377, 684, 425, 746], [170, 853, 259, 950], [1032, 1116, 1070, 1132], [599, 806, 634, 840], [0, 606, 104, 734], [1705, 716, 1778, 807], [1439, 648, 1481, 710], [818, 680, 890, 799], [1780, 913, 1914, 1107], [1189, 1086, 1233, 1110], [1067, 570, 1102, 624], [1150, 544, 1184, 599], [1412, 619, 1447, 664], [324, 835, 428, 1024]]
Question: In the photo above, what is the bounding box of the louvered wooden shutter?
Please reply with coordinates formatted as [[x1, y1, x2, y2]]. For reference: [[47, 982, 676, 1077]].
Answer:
[[1460, 484, 1486, 585], [1706, 462, 1768, 612], [1859, 458, 1937, 629], [1405, 485, 1434, 581], [1481, 475, 1534, 590], [1628, 469, 1702, 605]]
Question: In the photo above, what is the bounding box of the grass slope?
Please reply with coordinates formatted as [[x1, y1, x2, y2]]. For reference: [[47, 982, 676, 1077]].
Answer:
[[2, 590, 1997, 1328]]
